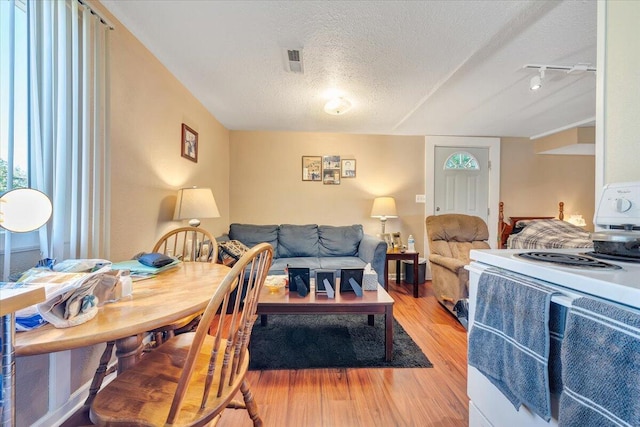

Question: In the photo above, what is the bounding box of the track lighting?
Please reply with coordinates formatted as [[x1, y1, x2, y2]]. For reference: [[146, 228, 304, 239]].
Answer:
[[524, 63, 596, 92], [530, 67, 545, 91]]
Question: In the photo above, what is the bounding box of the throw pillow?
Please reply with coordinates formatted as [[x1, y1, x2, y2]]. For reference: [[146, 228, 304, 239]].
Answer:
[[218, 240, 249, 267]]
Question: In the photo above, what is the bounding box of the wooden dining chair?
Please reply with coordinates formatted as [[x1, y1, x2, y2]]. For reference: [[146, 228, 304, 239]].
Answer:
[[90, 242, 274, 426], [153, 226, 219, 263], [84, 227, 221, 408], [151, 227, 219, 344]]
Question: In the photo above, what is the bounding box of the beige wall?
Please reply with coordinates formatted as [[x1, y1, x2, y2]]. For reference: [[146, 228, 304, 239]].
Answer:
[[603, 1, 640, 183], [107, 11, 230, 262], [15, 2, 231, 425], [229, 131, 426, 254], [500, 137, 596, 231]]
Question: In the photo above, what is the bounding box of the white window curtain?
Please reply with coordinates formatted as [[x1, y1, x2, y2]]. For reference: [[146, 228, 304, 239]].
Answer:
[[28, 0, 111, 261], [1, 0, 19, 279]]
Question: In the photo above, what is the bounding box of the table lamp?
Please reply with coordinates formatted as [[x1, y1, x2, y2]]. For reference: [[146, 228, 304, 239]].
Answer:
[[371, 196, 397, 234], [567, 214, 587, 227], [173, 187, 220, 227], [0, 187, 52, 426]]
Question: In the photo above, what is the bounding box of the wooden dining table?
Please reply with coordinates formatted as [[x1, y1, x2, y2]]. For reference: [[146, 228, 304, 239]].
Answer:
[[14, 262, 230, 373]]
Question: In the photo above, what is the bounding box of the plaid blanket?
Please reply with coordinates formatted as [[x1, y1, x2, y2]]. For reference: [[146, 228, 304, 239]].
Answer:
[[507, 219, 593, 249]]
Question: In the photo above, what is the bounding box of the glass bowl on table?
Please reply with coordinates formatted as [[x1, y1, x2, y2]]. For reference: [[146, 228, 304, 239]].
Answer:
[[264, 275, 287, 293]]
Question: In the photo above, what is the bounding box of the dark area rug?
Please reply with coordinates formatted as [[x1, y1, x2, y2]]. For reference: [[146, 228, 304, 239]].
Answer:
[[249, 314, 433, 370]]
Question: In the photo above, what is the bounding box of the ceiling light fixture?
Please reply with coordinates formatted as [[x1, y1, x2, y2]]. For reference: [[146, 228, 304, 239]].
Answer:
[[524, 63, 597, 74], [324, 97, 352, 115], [524, 63, 596, 92], [530, 67, 545, 91]]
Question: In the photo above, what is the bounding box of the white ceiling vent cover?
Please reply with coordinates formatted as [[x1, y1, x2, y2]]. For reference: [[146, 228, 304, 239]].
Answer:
[[283, 48, 304, 73]]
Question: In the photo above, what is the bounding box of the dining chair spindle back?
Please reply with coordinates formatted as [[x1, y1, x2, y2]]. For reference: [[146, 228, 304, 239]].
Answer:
[[90, 242, 274, 426]]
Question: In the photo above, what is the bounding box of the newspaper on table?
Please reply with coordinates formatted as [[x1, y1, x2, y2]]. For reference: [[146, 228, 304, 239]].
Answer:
[[14, 262, 126, 329]]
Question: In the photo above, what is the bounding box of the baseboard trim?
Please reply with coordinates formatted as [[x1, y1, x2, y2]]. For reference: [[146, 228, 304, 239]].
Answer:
[[33, 368, 116, 427]]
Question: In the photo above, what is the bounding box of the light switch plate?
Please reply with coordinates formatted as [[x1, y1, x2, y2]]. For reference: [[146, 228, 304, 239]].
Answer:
[[415, 194, 426, 203]]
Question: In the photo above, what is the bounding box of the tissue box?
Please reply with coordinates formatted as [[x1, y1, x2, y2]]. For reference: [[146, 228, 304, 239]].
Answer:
[[363, 269, 378, 291]]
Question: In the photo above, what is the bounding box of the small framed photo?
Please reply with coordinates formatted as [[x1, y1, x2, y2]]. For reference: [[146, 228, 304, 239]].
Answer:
[[315, 270, 335, 295], [288, 267, 310, 294], [392, 232, 403, 249], [381, 233, 393, 249], [341, 159, 356, 178], [181, 123, 198, 163], [322, 155, 341, 185], [339, 268, 364, 294], [302, 156, 321, 181]]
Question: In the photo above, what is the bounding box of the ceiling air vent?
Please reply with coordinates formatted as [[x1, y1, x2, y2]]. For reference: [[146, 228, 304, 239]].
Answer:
[[283, 48, 304, 73]]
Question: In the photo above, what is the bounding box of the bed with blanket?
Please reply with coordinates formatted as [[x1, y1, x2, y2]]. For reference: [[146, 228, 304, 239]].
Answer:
[[498, 201, 593, 249]]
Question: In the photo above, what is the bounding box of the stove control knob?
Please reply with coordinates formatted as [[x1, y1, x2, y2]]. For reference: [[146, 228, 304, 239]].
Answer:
[[615, 198, 632, 212]]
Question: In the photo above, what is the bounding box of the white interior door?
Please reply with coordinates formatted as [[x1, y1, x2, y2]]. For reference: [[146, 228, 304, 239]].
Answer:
[[424, 136, 501, 280], [434, 147, 489, 222]]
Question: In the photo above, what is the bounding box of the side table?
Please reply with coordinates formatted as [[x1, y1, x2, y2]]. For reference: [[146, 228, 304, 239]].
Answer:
[[384, 249, 420, 298]]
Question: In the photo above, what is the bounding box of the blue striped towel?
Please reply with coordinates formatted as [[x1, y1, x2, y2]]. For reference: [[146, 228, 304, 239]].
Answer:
[[468, 267, 560, 421], [559, 298, 640, 427]]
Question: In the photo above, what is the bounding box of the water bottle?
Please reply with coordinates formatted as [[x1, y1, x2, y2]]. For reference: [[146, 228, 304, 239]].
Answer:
[[408, 235, 415, 252]]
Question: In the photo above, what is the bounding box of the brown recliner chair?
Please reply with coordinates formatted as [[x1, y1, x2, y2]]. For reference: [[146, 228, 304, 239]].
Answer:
[[426, 214, 490, 318]]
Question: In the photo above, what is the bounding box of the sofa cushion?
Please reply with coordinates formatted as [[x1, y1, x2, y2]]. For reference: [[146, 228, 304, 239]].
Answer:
[[229, 223, 279, 255], [278, 224, 319, 258], [218, 240, 249, 267], [318, 225, 363, 257], [270, 257, 321, 275], [318, 256, 367, 272]]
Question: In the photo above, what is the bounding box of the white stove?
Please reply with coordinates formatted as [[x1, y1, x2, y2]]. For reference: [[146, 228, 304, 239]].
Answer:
[[466, 181, 640, 427], [469, 248, 640, 308]]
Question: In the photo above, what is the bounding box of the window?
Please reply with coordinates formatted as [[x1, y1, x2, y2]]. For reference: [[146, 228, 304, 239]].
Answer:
[[1, 0, 29, 193], [1, 1, 34, 259], [444, 151, 480, 170]]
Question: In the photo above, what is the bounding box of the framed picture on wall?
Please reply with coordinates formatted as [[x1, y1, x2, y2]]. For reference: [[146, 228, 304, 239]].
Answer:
[[341, 159, 356, 178], [181, 123, 198, 163], [322, 155, 341, 185], [302, 156, 321, 181]]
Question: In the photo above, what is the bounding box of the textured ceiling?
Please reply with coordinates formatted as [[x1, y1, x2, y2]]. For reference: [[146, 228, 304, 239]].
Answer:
[[100, 0, 597, 138]]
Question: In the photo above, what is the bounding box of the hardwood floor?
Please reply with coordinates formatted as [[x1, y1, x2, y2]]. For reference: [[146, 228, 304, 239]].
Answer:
[[63, 280, 468, 426], [218, 280, 469, 427]]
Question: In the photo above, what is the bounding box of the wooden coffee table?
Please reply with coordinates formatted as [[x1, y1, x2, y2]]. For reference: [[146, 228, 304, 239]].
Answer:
[[256, 280, 395, 361]]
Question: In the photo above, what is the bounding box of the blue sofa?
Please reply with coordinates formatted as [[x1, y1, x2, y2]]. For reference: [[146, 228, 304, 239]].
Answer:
[[219, 223, 387, 285]]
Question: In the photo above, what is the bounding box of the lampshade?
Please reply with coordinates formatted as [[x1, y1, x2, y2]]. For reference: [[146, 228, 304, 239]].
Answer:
[[371, 197, 397, 234], [371, 197, 398, 219], [0, 188, 52, 232], [173, 187, 220, 227]]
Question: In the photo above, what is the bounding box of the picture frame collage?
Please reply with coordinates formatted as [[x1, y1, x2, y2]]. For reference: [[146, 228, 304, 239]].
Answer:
[[302, 155, 356, 184]]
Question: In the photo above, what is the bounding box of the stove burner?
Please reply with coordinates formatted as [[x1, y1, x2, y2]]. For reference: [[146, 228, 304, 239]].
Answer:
[[515, 252, 622, 270], [583, 251, 640, 264]]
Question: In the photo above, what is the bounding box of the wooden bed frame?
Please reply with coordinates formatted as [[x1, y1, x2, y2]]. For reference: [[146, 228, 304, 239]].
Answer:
[[498, 201, 564, 248]]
